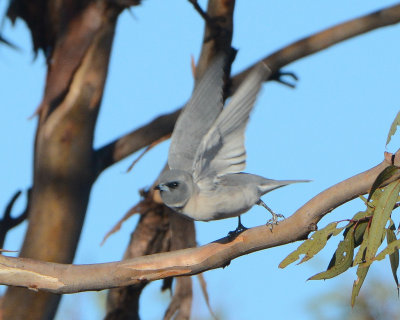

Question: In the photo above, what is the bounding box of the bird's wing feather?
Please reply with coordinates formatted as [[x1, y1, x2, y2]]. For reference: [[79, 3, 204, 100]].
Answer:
[[192, 62, 272, 181], [168, 55, 226, 171]]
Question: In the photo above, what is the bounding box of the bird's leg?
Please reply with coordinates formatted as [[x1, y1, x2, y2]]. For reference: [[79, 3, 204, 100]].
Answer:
[[257, 200, 285, 230], [271, 70, 298, 88], [227, 216, 248, 239], [237, 215, 247, 232]]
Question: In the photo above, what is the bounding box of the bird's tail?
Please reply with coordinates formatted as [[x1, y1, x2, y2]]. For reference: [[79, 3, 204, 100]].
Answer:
[[259, 179, 310, 194]]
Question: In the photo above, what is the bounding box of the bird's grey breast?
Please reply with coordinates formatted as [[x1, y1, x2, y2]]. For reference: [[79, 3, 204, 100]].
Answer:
[[182, 174, 261, 221]]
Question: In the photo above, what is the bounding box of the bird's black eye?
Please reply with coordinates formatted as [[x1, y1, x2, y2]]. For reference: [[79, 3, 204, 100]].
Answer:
[[167, 181, 179, 189]]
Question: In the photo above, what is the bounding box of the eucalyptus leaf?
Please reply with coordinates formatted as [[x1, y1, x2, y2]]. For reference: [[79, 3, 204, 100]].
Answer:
[[365, 181, 400, 263], [351, 265, 369, 307], [374, 238, 400, 262], [309, 226, 355, 280], [348, 210, 371, 249], [386, 224, 399, 292], [353, 226, 369, 266], [279, 222, 344, 268], [354, 221, 369, 248], [386, 110, 400, 146], [368, 166, 399, 202]]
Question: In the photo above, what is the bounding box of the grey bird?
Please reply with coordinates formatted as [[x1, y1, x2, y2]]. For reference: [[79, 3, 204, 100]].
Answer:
[[155, 56, 308, 234]]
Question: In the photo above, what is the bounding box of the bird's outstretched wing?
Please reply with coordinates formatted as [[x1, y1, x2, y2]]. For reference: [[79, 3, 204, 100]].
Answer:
[[168, 55, 226, 171], [192, 62, 272, 182]]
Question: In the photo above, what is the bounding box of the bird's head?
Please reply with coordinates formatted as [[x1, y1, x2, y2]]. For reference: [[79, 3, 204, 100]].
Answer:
[[155, 169, 194, 210]]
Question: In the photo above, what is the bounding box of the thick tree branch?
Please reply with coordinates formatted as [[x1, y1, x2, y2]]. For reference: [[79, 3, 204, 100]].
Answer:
[[231, 3, 400, 92], [1, 151, 399, 294], [95, 109, 180, 177], [94, 3, 400, 173]]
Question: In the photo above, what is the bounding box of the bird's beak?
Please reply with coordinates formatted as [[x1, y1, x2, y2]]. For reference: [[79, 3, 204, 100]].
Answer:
[[154, 184, 168, 192]]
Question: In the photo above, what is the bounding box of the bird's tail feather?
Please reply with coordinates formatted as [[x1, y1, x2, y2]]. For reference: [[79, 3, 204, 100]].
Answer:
[[260, 179, 311, 194]]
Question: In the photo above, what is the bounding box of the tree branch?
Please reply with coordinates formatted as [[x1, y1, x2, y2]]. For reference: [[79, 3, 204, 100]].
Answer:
[[188, 0, 214, 26], [94, 109, 180, 177], [1, 150, 398, 294], [231, 3, 400, 92], [0, 190, 30, 249], [94, 3, 400, 173]]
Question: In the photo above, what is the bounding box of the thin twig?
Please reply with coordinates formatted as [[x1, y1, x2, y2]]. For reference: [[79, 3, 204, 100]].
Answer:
[[188, 0, 214, 25], [0, 190, 29, 248], [126, 134, 170, 172]]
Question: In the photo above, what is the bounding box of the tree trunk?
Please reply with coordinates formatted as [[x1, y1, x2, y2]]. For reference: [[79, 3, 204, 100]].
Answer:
[[3, 2, 120, 318]]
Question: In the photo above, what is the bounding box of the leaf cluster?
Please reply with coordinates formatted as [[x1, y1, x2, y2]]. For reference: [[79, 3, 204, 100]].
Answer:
[[280, 112, 400, 306]]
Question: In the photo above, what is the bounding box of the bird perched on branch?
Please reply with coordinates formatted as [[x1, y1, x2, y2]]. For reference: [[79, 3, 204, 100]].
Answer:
[[155, 55, 308, 235]]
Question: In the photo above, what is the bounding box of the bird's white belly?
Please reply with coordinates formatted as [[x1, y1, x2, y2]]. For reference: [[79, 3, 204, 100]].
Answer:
[[182, 185, 258, 221]]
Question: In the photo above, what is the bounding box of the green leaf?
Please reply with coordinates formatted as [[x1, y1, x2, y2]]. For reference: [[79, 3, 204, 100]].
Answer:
[[386, 223, 399, 292], [354, 220, 369, 248], [353, 192, 382, 265], [351, 265, 369, 307], [353, 194, 382, 266], [348, 210, 371, 249], [352, 210, 369, 220], [364, 181, 400, 263], [308, 226, 355, 280], [386, 110, 400, 146], [358, 195, 368, 205], [279, 222, 344, 268], [353, 225, 370, 266], [374, 238, 400, 262], [368, 166, 400, 202]]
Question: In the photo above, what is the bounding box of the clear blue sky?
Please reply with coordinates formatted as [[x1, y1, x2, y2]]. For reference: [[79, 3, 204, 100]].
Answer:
[[1, 1, 400, 319]]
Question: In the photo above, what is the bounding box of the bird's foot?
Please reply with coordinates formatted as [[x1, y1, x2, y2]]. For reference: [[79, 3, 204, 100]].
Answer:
[[227, 225, 248, 240], [271, 70, 298, 88], [257, 200, 285, 230], [266, 212, 285, 230], [227, 216, 248, 240]]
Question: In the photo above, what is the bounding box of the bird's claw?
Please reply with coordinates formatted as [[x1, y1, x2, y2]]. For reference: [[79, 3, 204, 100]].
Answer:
[[266, 212, 285, 230], [257, 199, 285, 231], [227, 216, 248, 240], [227, 227, 247, 240], [271, 70, 298, 88]]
